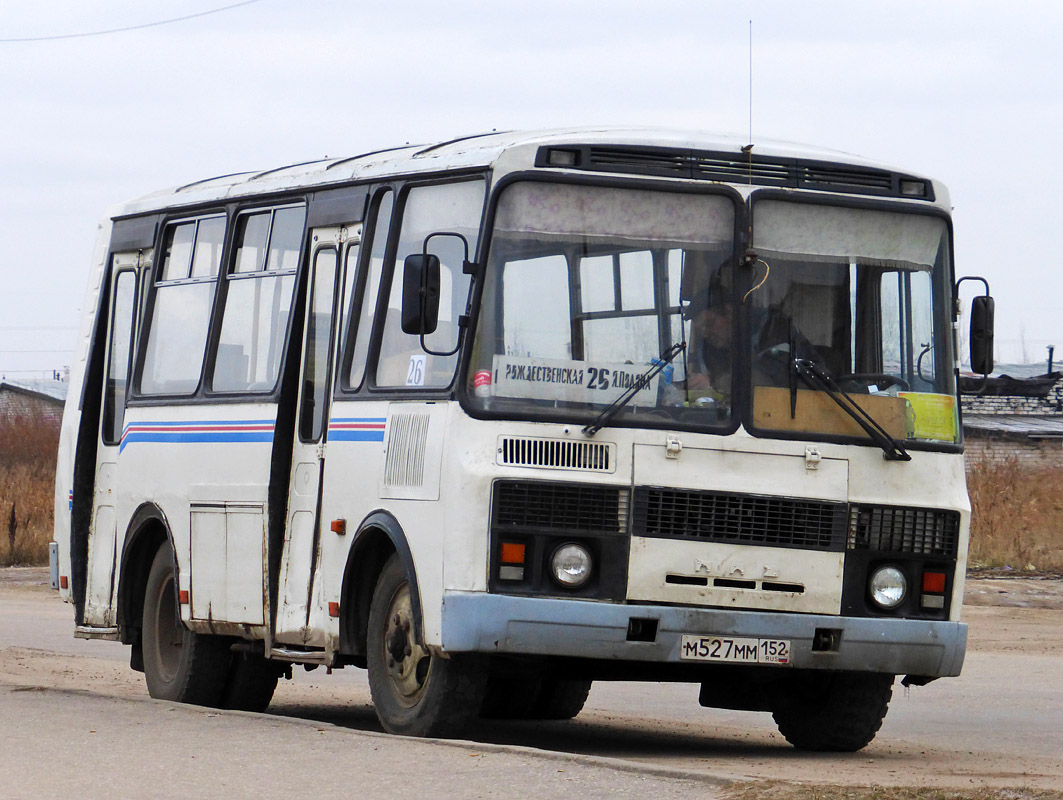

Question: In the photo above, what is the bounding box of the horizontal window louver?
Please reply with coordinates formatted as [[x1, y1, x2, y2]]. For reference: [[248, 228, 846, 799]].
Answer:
[[632, 487, 847, 551], [848, 505, 960, 557], [498, 437, 613, 472], [493, 481, 627, 533]]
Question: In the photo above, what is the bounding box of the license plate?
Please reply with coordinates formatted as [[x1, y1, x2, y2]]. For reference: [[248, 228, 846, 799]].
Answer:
[[679, 635, 790, 665]]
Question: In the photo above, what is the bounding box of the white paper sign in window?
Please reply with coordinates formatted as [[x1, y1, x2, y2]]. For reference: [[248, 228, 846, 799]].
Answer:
[[491, 355, 658, 406]]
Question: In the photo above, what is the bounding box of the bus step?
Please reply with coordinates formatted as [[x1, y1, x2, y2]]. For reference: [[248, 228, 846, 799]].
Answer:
[[268, 647, 329, 665]]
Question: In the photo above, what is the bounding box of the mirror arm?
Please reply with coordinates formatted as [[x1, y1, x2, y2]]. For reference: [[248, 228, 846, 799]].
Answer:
[[956, 275, 994, 394]]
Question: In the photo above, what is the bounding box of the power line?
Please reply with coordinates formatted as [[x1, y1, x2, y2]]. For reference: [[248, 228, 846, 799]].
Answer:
[[0, 346, 73, 352], [0, 0, 265, 43], [0, 326, 77, 332]]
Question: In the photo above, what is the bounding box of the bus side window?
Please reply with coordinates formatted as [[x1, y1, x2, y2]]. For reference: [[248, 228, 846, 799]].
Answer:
[[102, 270, 137, 444], [140, 216, 225, 395], [347, 191, 393, 390], [210, 206, 304, 394], [501, 255, 571, 359], [374, 180, 485, 389], [579, 250, 660, 364]]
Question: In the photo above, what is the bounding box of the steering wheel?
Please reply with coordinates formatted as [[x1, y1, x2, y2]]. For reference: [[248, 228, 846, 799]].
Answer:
[[836, 373, 910, 392]]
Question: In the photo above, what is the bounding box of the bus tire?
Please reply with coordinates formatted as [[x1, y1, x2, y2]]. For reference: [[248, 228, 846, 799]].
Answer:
[[770, 671, 893, 752], [367, 554, 486, 737], [480, 675, 541, 719], [141, 544, 230, 706], [529, 678, 592, 720], [223, 653, 280, 713]]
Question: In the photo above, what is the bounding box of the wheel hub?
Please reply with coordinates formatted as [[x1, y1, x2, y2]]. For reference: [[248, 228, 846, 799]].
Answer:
[[382, 584, 430, 706]]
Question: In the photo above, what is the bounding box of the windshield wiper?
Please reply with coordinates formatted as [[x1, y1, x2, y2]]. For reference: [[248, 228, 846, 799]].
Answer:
[[793, 359, 911, 462], [583, 342, 687, 437]]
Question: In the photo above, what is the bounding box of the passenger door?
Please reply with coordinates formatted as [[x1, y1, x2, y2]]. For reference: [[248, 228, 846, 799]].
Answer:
[[274, 226, 355, 645], [83, 257, 140, 627]]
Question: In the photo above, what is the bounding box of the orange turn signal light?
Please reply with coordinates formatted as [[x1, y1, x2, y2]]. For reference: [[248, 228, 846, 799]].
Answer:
[[178, 590, 190, 604], [330, 519, 346, 535], [59, 575, 68, 589], [922, 571, 946, 593], [328, 602, 340, 618], [500, 542, 526, 565]]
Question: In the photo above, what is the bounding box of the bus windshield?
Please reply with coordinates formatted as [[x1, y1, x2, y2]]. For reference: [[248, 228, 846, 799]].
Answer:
[[469, 181, 737, 428], [748, 200, 958, 445], [470, 182, 958, 446]]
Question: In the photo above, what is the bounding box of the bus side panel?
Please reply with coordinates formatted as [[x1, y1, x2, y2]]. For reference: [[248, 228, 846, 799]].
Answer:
[[314, 400, 450, 648], [115, 402, 277, 636]]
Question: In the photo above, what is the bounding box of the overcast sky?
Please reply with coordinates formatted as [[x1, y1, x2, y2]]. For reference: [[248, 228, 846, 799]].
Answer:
[[2, 0, 1061, 378]]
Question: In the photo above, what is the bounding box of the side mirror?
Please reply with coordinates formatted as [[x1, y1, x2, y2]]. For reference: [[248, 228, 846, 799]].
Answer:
[[401, 253, 440, 335], [969, 294, 995, 375]]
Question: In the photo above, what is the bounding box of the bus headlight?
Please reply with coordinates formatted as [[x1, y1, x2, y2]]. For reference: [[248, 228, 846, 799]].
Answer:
[[549, 543, 593, 589], [869, 565, 907, 609]]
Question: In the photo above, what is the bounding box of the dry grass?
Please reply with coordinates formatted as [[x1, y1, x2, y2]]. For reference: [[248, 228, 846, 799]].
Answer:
[[0, 412, 60, 567], [967, 459, 1063, 572], [724, 782, 1063, 800]]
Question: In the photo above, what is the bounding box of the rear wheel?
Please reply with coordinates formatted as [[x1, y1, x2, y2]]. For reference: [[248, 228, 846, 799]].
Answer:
[[529, 678, 592, 720], [480, 675, 541, 719], [141, 544, 230, 706], [770, 671, 894, 752], [367, 554, 486, 737], [223, 653, 281, 712]]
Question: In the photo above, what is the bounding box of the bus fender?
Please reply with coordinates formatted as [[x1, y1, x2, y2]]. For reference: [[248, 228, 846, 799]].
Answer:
[[116, 502, 174, 647], [339, 510, 422, 660]]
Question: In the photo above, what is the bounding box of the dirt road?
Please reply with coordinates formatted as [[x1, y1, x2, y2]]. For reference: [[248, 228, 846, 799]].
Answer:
[[2, 568, 1061, 797]]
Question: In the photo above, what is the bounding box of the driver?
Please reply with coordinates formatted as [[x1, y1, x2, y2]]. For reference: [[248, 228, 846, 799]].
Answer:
[[682, 294, 823, 401]]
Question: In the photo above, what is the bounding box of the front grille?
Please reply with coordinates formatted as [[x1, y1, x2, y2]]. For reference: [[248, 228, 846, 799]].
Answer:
[[535, 145, 933, 201], [493, 481, 627, 533], [848, 505, 960, 557], [632, 487, 847, 551], [498, 436, 613, 472]]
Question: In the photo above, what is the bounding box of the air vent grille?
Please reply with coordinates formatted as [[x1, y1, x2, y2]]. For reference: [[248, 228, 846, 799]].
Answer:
[[589, 147, 689, 177], [498, 436, 613, 472], [694, 155, 792, 186], [848, 505, 960, 557], [493, 481, 627, 533], [383, 413, 430, 488], [633, 487, 847, 551], [535, 145, 932, 201], [800, 164, 894, 192]]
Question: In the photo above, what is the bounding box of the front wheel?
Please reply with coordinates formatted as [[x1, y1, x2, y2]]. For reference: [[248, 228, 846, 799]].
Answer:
[[141, 544, 230, 706], [366, 554, 486, 737], [770, 671, 894, 752]]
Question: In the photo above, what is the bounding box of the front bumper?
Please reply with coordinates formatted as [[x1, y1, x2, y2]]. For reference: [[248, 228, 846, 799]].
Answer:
[[441, 592, 967, 677]]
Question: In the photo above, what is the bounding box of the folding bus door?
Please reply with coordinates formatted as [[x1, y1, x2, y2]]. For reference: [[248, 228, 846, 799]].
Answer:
[[83, 257, 139, 628], [274, 225, 355, 646]]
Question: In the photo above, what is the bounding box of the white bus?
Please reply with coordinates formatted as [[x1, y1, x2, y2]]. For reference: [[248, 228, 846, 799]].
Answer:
[[52, 128, 993, 750]]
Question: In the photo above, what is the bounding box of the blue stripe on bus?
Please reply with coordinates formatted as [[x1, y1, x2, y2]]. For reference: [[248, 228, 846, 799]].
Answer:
[[328, 429, 386, 442], [327, 417, 386, 442], [119, 420, 276, 452]]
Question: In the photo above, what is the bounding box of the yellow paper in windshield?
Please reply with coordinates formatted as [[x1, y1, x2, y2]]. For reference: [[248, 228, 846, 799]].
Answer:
[[899, 392, 958, 442]]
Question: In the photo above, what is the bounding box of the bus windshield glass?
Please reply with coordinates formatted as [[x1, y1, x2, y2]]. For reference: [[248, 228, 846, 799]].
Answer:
[[748, 199, 957, 445], [469, 182, 737, 428]]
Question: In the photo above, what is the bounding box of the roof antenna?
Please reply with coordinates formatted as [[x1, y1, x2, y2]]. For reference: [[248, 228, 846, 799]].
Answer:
[[739, 19, 768, 300], [740, 20, 759, 275], [747, 19, 753, 159]]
